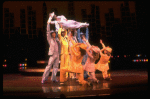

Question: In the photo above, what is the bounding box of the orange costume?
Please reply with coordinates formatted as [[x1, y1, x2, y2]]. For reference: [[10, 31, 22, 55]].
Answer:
[[95, 45, 112, 79], [60, 38, 90, 85]]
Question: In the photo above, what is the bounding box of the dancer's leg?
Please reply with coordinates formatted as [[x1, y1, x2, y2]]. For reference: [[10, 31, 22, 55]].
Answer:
[[51, 55, 59, 81], [60, 54, 64, 69], [90, 72, 98, 82], [65, 54, 70, 78], [102, 71, 108, 79], [60, 69, 70, 82], [82, 54, 89, 79], [42, 56, 55, 81], [61, 54, 70, 78], [77, 70, 88, 85]]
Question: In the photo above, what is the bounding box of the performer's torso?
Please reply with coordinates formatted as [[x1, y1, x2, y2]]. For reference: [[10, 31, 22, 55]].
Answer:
[[84, 56, 96, 72], [48, 38, 60, 55], [60, 36, 69, 54], [99, 54, 110, 64]]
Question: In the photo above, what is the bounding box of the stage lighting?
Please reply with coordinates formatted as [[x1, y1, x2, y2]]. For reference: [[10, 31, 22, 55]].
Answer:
[[25, 63, 27, 66]]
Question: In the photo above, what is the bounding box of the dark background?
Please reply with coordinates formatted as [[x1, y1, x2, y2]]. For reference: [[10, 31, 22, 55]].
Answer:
[[2, 1, 148, 73]]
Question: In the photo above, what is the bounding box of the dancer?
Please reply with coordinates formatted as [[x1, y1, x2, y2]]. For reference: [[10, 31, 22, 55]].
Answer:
[[41, 14, 61, 84], [56, 15, 89, 29], [84, 46, 100, 83], [60, 34, 92, 86], [48, 12, 89, 30], [58, 25, 70, 79], [77, 27, 89, 79], [68, 29, 78, 79], [69, 29, 78, 43], [95, 40, 112, 80], [50, 13, 62, 32], [82, 36, 100, 83]]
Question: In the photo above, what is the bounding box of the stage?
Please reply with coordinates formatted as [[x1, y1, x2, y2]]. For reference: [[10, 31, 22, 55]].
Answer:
[[3, 69, 148, 98]]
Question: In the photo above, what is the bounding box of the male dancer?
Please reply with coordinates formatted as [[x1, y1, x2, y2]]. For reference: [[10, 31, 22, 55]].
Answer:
[[58, 25, 70, 79], [41, 14, 61, 84]]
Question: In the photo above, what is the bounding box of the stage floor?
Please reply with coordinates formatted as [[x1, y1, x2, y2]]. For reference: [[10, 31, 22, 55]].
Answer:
[[3, 69, 148, 98]]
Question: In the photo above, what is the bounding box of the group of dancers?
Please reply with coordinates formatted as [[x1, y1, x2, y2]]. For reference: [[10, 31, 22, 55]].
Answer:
[[41, 12, 112, 86]]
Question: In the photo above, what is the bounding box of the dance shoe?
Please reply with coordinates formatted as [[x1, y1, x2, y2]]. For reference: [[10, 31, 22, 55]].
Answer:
[[41, 80, 46, 84]]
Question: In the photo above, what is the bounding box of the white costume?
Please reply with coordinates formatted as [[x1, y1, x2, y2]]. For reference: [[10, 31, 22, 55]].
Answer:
[[56, 15, 89, 29], [41, 13, 61, 83]]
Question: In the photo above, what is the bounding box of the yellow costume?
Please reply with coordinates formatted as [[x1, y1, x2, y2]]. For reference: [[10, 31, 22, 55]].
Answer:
[[58, 28, 70, 78], [60, 39, 89, 85]]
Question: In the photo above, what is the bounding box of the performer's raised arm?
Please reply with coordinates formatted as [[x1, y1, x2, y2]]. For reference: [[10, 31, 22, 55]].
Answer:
[[85, 27, 89, 40], [99, 47, 106, 56], [58, 28, 63, 41], [100, 39, 106, 48], [82, 36, 91, 48], [77, 28, 82, 43], [86, 46, 93, 59], [47, 12, 54, 24], [46, 21, 51, 45]]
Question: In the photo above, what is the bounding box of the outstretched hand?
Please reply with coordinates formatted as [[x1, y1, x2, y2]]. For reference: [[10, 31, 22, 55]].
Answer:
[[49, 12, 54, 17]]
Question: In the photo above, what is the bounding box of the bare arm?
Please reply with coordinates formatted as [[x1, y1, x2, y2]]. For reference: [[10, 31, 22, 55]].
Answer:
[[46, 23, 51, 45], [82, 36, 91, 48], [58, 28, 62, 41], [100, 39, 106, 48], [86, 46, 93, 58], [99, 47, 106, 56]]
